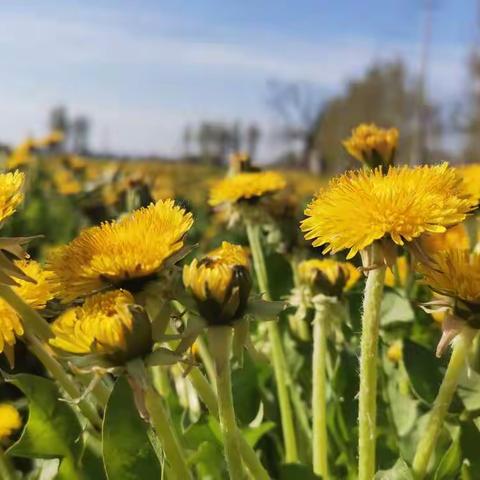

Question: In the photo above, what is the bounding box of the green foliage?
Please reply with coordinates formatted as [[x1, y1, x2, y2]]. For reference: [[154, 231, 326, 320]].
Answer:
[[102, 376, 162, 480], [3, 373, 84, 479]]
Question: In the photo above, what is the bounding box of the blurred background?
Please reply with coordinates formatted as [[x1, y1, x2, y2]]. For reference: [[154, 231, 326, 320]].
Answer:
[[2, 0, 480, 174]]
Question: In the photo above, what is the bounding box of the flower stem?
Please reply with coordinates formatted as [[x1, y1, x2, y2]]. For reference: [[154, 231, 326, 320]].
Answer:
[[312, 301, 330, 479], [196, 335, 217, 388], [207, 326, 245, 480], [26, 332, 102, 430], [186, 365, 270, 480], [358, 244, 386, 480], [245, 220, 299, 463], [412, 328, 476, 479], [0, 285, 52, 342], [0, 446, 16, 480], [144, 383, 193, 480]]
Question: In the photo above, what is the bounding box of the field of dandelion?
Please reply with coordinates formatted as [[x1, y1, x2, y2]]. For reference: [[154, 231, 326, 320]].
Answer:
[[0, 126, 480, 480]]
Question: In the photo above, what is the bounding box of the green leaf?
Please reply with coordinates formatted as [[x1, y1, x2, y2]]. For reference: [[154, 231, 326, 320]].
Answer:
[[102, 376, 162, 480], [4, 373, 83, 478], [403, 339, 443, 404], [232, 354, 263, 424], [374, 458, 413, 480], [380, 291, 415, 327], [243, 421, 276, 447], [434, 433, 461, 480], [279, 463, 321, 480]]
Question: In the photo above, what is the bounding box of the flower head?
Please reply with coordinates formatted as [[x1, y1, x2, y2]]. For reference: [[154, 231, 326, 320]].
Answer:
[[456, 163, 480, 203], [50, 290, 152, 362], [183, 242, 252, 326], [0, 171, 24, 224], [0, 404, 22, 440], [343, 123, 399, 169], [298, 258, 360, 298], [209, 171, 286, 207], [418, 249, 480, 355], [420, 223, 470, 255], [301, 163, 476, 260], [0, 260, 55, 367], [48, 199, 193, 301]]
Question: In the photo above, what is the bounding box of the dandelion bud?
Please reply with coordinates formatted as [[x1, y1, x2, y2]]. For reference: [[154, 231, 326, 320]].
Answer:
[[343, 123, 399, 170], [298, 258, 360, 299], [183, 242, 252, 326], [50, 289, 153, 364], [387, 341, 403, 363]]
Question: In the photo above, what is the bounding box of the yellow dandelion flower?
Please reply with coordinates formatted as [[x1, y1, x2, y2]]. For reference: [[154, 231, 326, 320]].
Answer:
[[418, 250, 480, 304], [301, 163, 476, 260], [52, 169, 82, 196], [36, 130, 64, 148], [384, 256, 409, 288], [298, 258, 360, 297], [209, 171, 286, 207], [50, 290, 140, 356], [387, 341, 403, 363], [0, 171, 24, 224], [48, 199, 193, 301], [0, 260, 55, 367], [7, 139, 36, 169], [343, 123, 399, 168], [0, 404, 22, 440], [420, 223, 470, 254], [183, 242, 251, 325], [456, 163, 480, 202]]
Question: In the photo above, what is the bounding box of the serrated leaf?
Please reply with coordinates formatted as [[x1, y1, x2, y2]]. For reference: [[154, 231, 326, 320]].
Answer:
[[4, 373, 84, 479], [375, 458, 413, 479], [102, 376, 162, 480]]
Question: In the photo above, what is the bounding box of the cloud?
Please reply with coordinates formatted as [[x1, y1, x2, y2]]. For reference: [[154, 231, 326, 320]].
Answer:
[[0, 4, 470, 159]]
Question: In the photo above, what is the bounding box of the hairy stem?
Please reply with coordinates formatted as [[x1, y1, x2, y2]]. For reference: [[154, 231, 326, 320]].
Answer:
[[312, 301, 330, 479], [208, 326, 245, 480], [245, 220, 299, 463], [358, 244, 386, 480], [412, 328, 476, 479]]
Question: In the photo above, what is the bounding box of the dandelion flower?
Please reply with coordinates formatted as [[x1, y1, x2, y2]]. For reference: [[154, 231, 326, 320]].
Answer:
[[343, 123, 399, 169], [0, 404, 22, 440], [0, 171, 24, 224], [50, 290, 151, 361], [418, 249, 480, 305], [301, 163, 476, 260], [298, 258, 360, 298], [209, 171, 286, 207], [183, 242, 251, 325], [48, 199, 193, 301], [420, 223, 469, 254], [0, 260, 55, 367], [456, 163, 480, 203]]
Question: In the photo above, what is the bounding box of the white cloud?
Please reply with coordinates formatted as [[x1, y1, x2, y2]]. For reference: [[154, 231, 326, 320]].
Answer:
[[0, 5, 470, 159]]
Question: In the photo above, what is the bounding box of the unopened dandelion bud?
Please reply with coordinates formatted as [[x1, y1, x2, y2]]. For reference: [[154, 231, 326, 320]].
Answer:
[[183, 242, 252, 326]]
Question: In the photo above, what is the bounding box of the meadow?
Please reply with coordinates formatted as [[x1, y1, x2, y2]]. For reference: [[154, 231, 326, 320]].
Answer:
[[0, 125, 479, 480]]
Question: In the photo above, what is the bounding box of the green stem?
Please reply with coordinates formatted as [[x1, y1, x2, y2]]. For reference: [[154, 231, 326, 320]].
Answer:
[[312, 302, 330, 479], [144, 383, 193, 480], [358, 244, 386, 480], [412, 328, 476, 479], [26, 332, 102, 430], [245, 220, 299, 463], [186, 365, 270, 480], [0, 285, 52, 342], [186, 366, 219, 418], [0, 446, 16, 480], [197, 335, 217, 388], [208, 327, 245, 480]]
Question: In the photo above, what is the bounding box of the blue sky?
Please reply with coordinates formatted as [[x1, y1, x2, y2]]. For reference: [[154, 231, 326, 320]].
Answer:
[[0, 0, 477, 159]]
